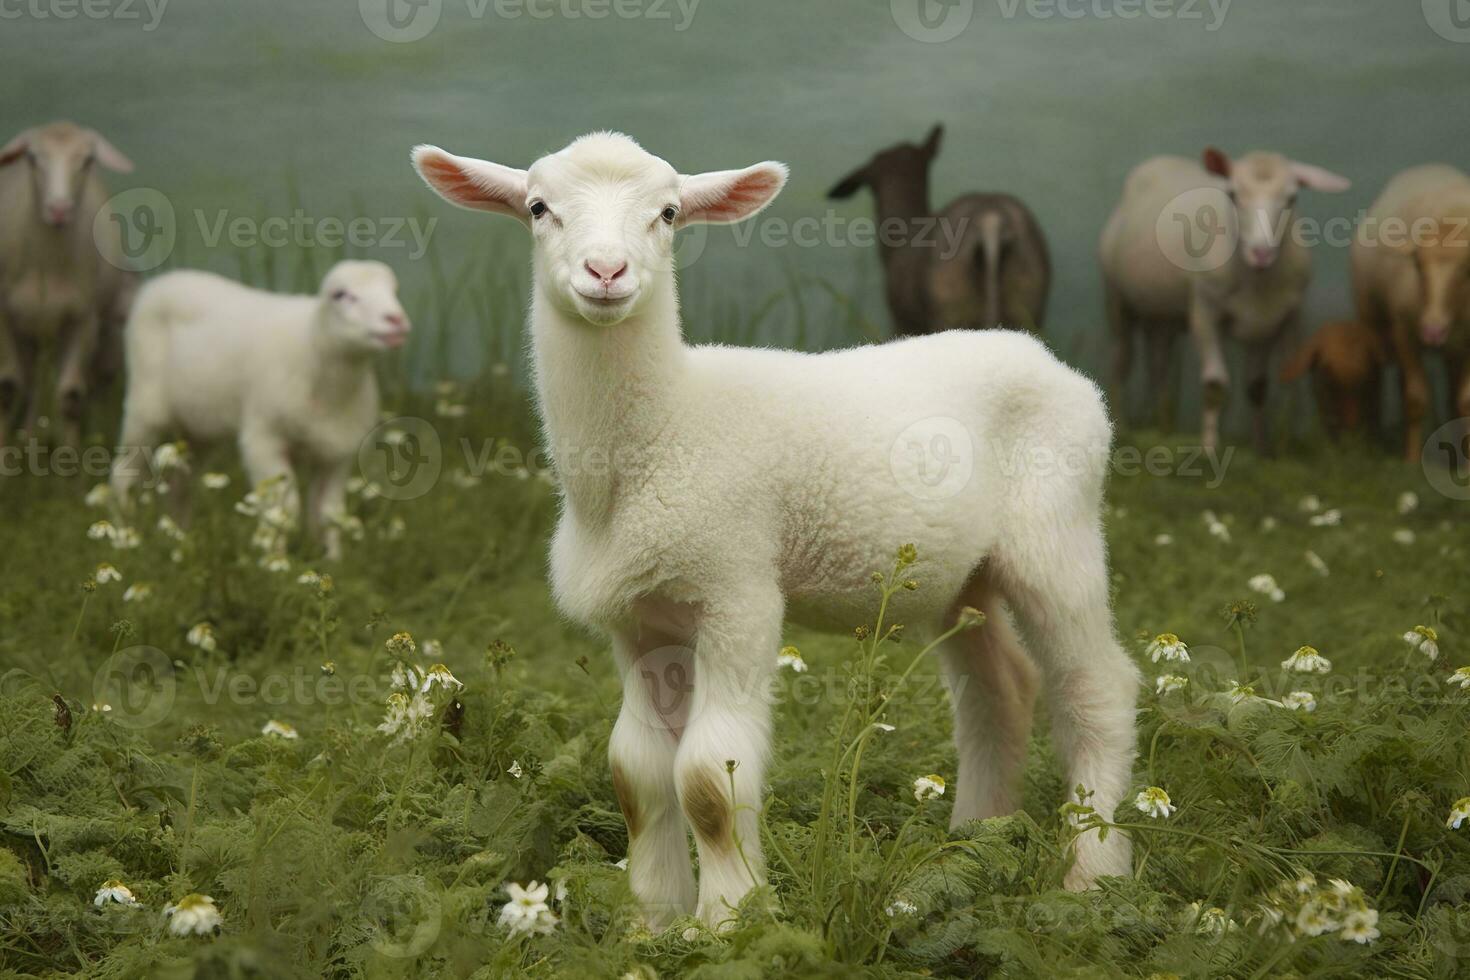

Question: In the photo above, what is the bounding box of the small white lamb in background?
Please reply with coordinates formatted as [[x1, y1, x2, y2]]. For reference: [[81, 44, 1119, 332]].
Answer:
[[414, 132, 1139, 929], [110, 260, 410, 559], [0, 121, 137, 448]]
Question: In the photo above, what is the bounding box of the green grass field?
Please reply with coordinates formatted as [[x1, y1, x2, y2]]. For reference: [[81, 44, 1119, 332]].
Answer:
[[2, 345, 1469, 978]]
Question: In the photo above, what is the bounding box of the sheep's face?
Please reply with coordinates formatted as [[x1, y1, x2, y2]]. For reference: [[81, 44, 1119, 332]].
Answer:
[[1400, 226, 1470, 347], [0, 122, 133, 227], [1202, 148, 1349, 271], [318, 260, 411, 352], [413, 133, 787, 327]]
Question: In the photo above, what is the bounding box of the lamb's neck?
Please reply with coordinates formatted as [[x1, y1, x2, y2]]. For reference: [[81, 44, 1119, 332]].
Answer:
[[307, 318, 376, 407], [530, 281, 686, 516]]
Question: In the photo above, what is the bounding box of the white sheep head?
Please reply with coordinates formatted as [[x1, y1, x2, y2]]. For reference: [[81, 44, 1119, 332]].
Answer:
[[318, 260, 412, 352], [412, 131, 787, 326], [1201, 146, 1350, 271], [0, 120, 133, 227]]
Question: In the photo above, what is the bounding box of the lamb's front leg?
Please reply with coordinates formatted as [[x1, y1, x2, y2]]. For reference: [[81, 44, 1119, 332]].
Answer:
[[675, 586, 782, 930], [311, 461, 351, 560], [608, 626, 697, 930]]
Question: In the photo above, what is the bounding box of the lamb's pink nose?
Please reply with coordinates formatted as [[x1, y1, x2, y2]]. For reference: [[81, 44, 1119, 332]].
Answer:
[[384, 312, 408, 330], [1420, 317, 1450, 347], [44, 202, 72, 226], [585, 259, 627, 283]]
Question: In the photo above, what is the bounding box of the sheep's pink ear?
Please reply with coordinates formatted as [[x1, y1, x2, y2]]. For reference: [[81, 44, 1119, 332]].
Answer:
[[0, 131, 29, 166], [680, 162, 788, 225], [1202, 147, 1231, 178], [89, 131, 133, 173], [412, 145, 529, 223], [1291, 161, 1350, 194]]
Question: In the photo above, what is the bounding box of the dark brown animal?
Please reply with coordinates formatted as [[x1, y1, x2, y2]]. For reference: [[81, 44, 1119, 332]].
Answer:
[[827, 125, 1050, 337], [1278, 320, 1386, 439]]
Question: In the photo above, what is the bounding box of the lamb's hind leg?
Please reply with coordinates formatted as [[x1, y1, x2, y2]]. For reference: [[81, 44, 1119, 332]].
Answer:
[[997, 513, 1140, 890], [608, 619, 699, 930], [941, 570, 1039, 825]]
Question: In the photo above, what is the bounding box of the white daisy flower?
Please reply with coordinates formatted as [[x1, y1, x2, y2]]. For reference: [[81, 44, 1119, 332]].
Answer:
[[420, 663, 464, 693], [297, 571, 321, 587], [1134, 786, 1175, 819], [85, 484, 112, 508], [873, 722, 896, 733], [123, 583, 152, 603], [507, 760, 523, 779], [1448, 667, 1470, 690], [1154, 533, 1174, 546], [1145, 633, 1190, 663], [1340, 907, 1380, 944], [614, 858, 628, 870], [421, 639, 444, 660], [110, 526, 141, 550], [1190, 904, 1232, 937], [377, 692, 435, 745], [1304, 550, 1329, 577], [384, 516, 408, 540], [1447, 797, 1470, 830], [94, 879, 139, 907], [1155, 674, 1188, 695], [497, 881, 557, 936], [261, 720, 298, 740], [1282, 645, 1331, 674], [1403, 625, 1440, 661], [913, 774, 946, 802], [1281, 691, 1317, 712], [1392, 528, 1416, 545], [1397, 491, 1419, 515], [1248, 573, 1285, 603], [1308, 509, 1342, 527], [386, 632, 418, 658], [1294, 900, 1336, 937], [1203, 510, 1231, 542], [88, 520, 115, 541], [202, 472, 231, 490], [1298, 494, 1322, 513], [885, 898, 918, 917], [94, 563, 122, 584], [1227, 682, 1260, 705], [157, 515, 186, 541], [152, 442, 187, 473], [164, 893, 221, 936], [1260, 516, 1279, 532], [260, 554, 291, 573], [186, 622, 217, 652], [776, 646, 807, 672], [436, 399, 467, 419]]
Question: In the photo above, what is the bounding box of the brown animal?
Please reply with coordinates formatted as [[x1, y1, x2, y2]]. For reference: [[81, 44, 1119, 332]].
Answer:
[[1278, 320, 1385, 439], [1351, 164, 1470, 462], [827, 125, 1050, 337]]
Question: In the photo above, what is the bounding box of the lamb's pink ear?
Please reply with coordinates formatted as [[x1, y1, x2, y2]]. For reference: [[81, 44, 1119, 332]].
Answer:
[[0, 131, 29, 166], [412, 145, 529, 223], [680, 162, 788, 225], [1202, 147, 1231, 178], [1291, 161, 1350, 193], [89, 131, 133, 173]]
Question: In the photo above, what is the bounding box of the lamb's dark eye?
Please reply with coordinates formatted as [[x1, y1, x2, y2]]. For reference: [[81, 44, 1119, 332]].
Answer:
[[661, 206, 678, 225], [331, 289, 351, 302], [529, 201, 548, 219], [1285, 194, 1298, 209], [1227, 190, 1239, 205]]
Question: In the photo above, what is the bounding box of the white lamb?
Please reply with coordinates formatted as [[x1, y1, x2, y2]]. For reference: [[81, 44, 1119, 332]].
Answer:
[[110, 261, 410, 558], [414, 132, 1139, 929]]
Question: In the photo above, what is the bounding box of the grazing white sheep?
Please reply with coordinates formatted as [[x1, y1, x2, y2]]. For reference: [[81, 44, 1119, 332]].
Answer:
[[414, 132, 1139, 929], [0, 121, 137, 447], [1100, 148, 1350, 452], [110, 261, 410, 558]]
